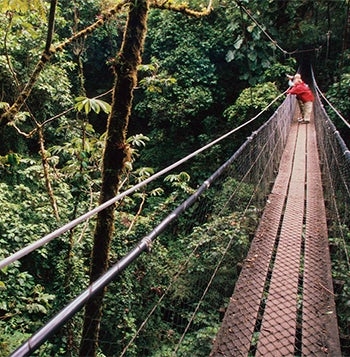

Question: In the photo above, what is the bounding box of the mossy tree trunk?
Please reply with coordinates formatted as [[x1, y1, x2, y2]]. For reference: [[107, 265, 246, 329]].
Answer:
[[79, 0, 149, 356]]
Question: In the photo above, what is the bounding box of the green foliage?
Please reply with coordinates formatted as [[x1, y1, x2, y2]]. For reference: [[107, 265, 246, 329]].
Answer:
[[325, 71, 350, 132], [0, 102, 10, 110], [0, 154, 93, 354], [48, 122, 104, 201], [328, 227, 350, 352], [212, 177, 256, 214], [74, 96, 111, 115], [0, 259, 54, 356], [262, 59, 298, 90], [34, 64, 74, 116], [164, 172, 194, 195], [224, 81, 281, 125], [137, 10, 221, 130], [0, 0, 46, 17], [0, 3, 75, 152], [126, 133, 151, 164], [0, 329, 31, 357], [138, 58, 177, 93], [224, 6, 278, 85]]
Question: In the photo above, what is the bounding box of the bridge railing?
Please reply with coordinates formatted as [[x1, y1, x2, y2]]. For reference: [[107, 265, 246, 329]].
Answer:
[[9, 95, 295, 356], [313, 90, 350, 253], [313, 86, 350, 347]]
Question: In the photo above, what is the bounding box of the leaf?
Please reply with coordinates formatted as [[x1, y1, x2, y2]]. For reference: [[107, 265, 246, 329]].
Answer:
[[74, 97, 111, 114], [150, 187, 164, 196], [226, 50, 235, 63], [248, 51, 257, 62], [234, 38, 243, 50], [96, 99, 111, 114], [89, 99, 100, 114], [247, 24, 256, 33], [0, 102, 10, 110], [127, 133, 150, 147]]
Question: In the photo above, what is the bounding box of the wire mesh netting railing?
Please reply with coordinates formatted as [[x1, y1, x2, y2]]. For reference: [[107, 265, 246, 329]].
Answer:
[[8, 95, 294, 356], [314, 87, 350, 355], [314, 93, 350, 246]]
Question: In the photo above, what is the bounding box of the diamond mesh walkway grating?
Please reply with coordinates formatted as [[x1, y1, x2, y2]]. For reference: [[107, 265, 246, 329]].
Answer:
[[210, 114, 341, 356]]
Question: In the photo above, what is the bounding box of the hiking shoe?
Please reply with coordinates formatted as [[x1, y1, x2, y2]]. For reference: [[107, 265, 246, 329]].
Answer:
[[297, 117, 304, 122]]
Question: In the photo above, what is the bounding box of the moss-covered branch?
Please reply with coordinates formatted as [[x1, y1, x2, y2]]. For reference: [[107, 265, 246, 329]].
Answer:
[[150, 0, 213, 17]]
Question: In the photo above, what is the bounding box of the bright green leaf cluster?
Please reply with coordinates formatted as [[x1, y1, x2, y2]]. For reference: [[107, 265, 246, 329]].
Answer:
[[74, 97, 111, 115]]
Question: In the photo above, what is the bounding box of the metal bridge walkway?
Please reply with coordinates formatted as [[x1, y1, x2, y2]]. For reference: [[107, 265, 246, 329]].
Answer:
[[210, 113, 341, 356]]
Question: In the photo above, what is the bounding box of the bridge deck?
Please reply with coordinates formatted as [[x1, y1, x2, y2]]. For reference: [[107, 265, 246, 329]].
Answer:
[[210, 113, 341, 356]]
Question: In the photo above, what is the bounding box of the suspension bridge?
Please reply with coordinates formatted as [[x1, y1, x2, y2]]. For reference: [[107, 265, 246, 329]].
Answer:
[[211, 92, 341, 356], [1, 71, 350, 356]]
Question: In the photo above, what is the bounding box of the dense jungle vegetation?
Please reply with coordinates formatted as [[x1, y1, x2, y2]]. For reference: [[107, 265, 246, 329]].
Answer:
[[0, 0, 350, 355]]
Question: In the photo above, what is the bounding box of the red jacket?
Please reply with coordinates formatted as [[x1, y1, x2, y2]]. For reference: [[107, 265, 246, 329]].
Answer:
[[287, 82, 314, 102]]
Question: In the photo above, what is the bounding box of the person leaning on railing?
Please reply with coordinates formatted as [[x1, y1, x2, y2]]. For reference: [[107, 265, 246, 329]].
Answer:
[[286, 74, 315, 124]]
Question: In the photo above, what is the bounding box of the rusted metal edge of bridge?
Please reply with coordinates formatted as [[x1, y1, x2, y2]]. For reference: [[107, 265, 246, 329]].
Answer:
[[210, 112, 341, 356]]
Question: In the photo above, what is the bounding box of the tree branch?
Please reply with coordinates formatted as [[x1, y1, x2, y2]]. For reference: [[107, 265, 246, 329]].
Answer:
[[150, 0, 213, 17]]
